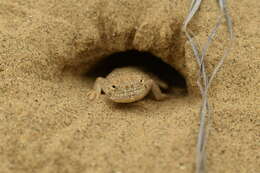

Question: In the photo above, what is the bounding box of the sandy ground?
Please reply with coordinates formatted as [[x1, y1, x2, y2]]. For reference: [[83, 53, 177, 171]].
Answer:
[[0, 0, 259, 173]]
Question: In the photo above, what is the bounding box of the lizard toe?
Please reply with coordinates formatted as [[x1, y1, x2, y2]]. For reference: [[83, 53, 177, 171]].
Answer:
[[87, 90, 98, 100]]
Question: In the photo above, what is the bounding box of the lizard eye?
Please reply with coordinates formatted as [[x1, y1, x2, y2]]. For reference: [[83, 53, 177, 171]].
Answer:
[[112, 85, 116, 89], [140, 79, 143, 82]]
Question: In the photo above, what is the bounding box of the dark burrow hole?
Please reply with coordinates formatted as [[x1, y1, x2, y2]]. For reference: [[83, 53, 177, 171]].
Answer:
[[85, 50, 187, 95]]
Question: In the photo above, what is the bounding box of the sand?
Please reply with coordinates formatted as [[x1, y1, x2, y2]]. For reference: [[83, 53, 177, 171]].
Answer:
[[0, 0, 259, 173]]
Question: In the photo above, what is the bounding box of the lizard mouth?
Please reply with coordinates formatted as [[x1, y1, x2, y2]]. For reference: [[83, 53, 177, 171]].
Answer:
[[108, 87, 148, 103], [110, 95, 145, 103]]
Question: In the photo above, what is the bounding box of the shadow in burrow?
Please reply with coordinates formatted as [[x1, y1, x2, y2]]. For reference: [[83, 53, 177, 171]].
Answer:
[[84, 50, 188, 99]]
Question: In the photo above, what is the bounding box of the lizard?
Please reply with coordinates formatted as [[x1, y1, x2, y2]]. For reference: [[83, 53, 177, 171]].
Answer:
[[87, 66, 169, 103]]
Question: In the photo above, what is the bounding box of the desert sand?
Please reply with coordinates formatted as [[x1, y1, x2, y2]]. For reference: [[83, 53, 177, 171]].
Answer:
[[0, 0, 259, 173]]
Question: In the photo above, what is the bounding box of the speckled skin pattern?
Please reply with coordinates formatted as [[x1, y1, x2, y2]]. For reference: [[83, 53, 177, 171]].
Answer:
[[87, 67, 168, 103]]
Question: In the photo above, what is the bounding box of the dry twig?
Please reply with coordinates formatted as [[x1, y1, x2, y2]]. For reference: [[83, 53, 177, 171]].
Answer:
[[182, 0, 234, 173]]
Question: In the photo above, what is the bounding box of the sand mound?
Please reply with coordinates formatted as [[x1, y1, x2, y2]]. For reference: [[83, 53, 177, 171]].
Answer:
[[0, 0, 258, 173]]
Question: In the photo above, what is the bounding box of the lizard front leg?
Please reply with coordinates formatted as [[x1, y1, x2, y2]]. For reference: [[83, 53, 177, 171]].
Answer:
[[155, 79, 168, 90], [149, 80, 168, 100], [87, 77, 105, 100]]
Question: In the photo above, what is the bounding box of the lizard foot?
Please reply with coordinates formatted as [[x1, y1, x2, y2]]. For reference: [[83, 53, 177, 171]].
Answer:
[[87, 90, 100, 100], [154, 93, 169, 100]]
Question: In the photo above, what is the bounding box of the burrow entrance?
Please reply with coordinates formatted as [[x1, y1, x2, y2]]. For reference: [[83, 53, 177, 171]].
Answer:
[[85, 50, 187, 96]]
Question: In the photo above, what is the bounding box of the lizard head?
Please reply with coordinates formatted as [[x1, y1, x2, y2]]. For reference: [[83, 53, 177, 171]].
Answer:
[[102, 72, 152, 103]]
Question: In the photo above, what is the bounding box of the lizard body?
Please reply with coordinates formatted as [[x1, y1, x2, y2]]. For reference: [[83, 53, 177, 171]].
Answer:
[[87, 66, 168, 103]]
